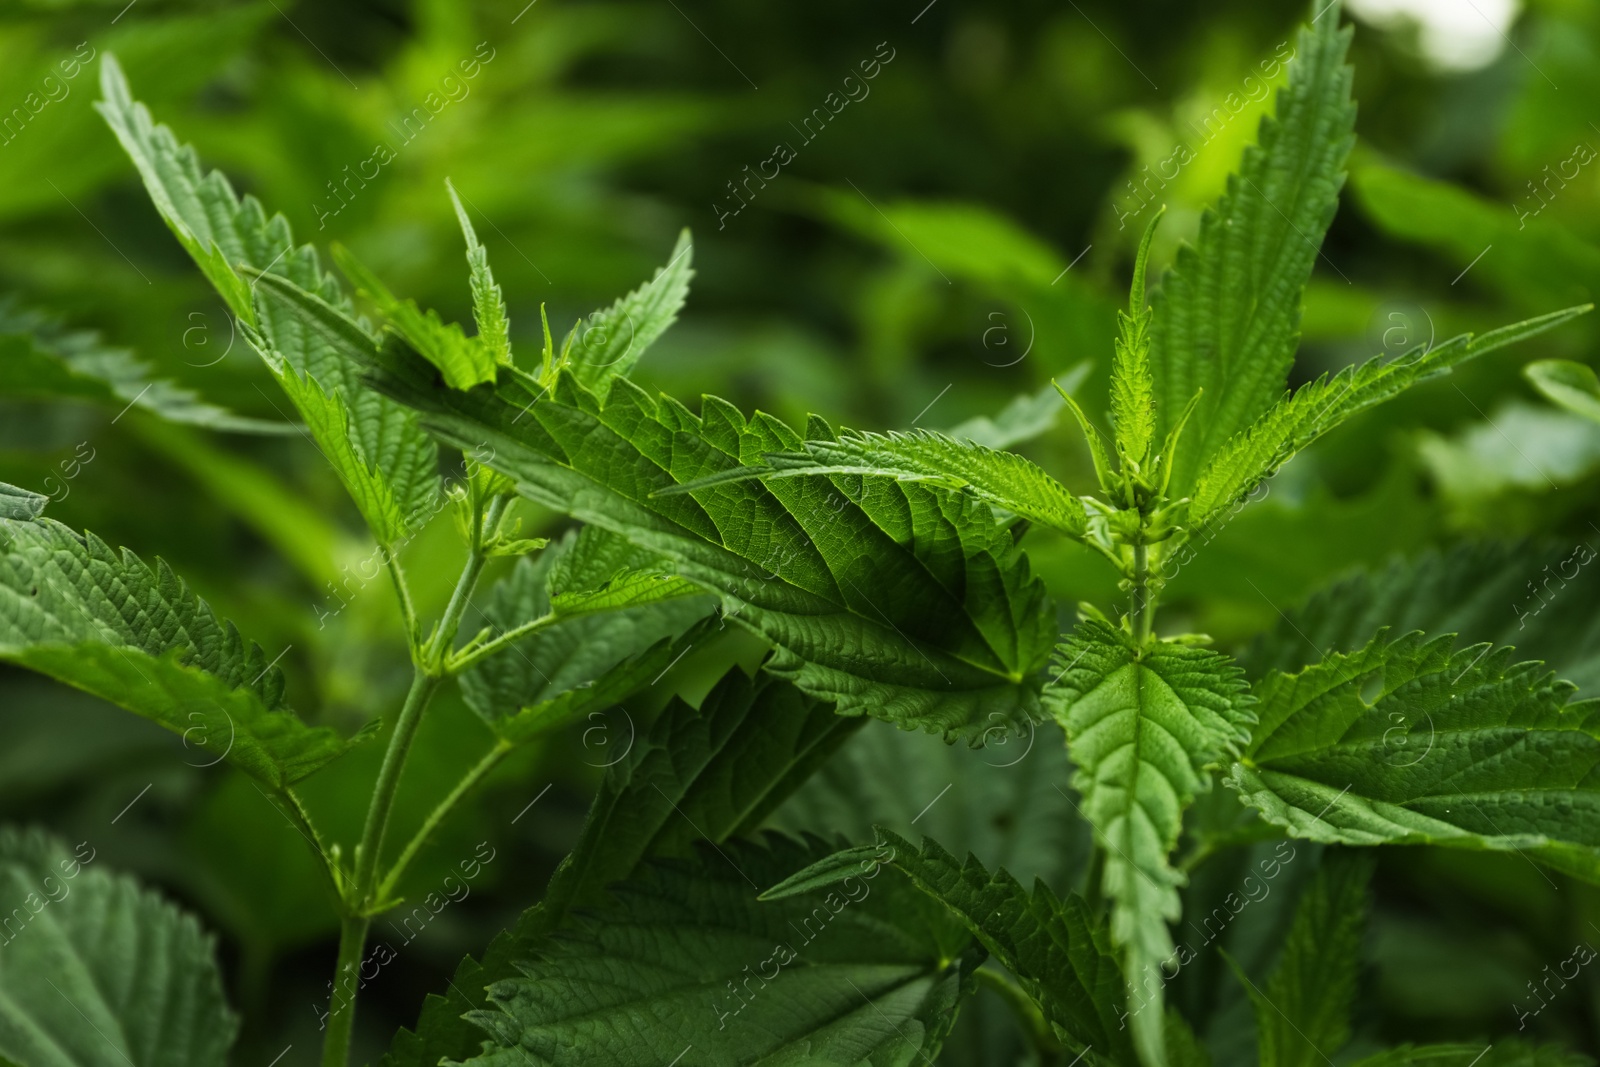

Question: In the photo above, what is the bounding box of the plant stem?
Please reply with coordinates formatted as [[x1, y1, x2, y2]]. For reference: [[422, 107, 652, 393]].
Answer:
[[385, 551, 419, 651], [373, 738, 512, 907], [320, 914, 371, 1067], [353, 669, 442, 902], [446, 613, 557, 675], [1083, 846, 1106, 910], [975, 968, 1062, 1063], [324, 517, 500, 1067], [1130, 540, 1155, 645]]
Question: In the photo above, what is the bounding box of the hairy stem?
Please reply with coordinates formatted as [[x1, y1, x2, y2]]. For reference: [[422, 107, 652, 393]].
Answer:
[[353, 669, 443, 902], [374, 737, 512, 907], [1130, 541, 1156, 645], [320, 914, 371, 1067], [446, 612, 557, 675], [385, 551, 419, 651], [323, 502, 504, 1067]]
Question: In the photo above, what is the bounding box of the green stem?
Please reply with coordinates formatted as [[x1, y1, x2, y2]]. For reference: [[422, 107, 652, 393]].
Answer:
[[1083, 846, 1106, 910], [373, 738, 512, 908], [352, 669, 442, 900], [320, 498, 506, 1067], [975, 968, 1062, 1063], [320, 914, 371, 1067], [447, 613, 557, 675], [1130, 540, 1155, 645], [385, 551, 419, 651]]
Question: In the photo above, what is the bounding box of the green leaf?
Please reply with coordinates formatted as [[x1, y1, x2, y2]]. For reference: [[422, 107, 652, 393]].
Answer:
[[1149, 1, 1356, 494], [1164, 1011, 1213, 1067], [96, 55, 440, 543], [1350, 1044, 1591, 1067], [663, 428, 1090, 540], [0, 515, 354, 789], [1526, 359, 1600, 424], [944, 369, 1088, 450], [331, 244, 498, 391], [771, 716, 1089, 890], [0, 827, 237, 1067], [1243, 850, 1373, 1067], [0, 298, 289, 434], [351, 347, 1054, 741], [130, 419, 353, 589], [1419, 401, 1600, 506], [562, 229, 692, 396], [0, 481, 45, 522], [1351, 158, 1600, 313], [1044, 619, 1256, 1066], [256, 342, 416, 548], [765, 828, 1136, 1065], [1229, 630, 1600, 880], [1111, 210, 1162, 470], [446, 178, 512, 367], [381, 669, 859, 1067], [460, 833, 975, 1067], [1187, 306, 1590, 527], [1240, 541, 1600, 694], [458, 527, 714, 741]]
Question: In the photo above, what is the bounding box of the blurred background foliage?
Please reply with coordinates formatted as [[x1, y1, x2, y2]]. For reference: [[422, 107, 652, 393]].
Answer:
[[3, 0, 1600, 1063]]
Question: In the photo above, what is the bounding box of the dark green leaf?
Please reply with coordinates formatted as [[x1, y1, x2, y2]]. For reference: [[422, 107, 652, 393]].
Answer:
[[0, 827, 237, 1067]]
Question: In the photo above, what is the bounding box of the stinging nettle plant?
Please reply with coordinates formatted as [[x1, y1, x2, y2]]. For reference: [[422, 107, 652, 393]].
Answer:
[[2, 4, 1599, 1067]]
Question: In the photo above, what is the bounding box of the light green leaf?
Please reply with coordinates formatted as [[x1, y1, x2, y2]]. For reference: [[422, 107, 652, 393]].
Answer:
[[1244, 850, 1373, 1067], [0, 298, 289, 434], [352, 345, 1055, 741], [0, 828, 237, 1067], [1044, 619, 1256, 1066], [1111, 210, 1161, 469], [944, 369, 1088, 450], [1419, 400, 1600, 504], [1351, 159, 1600, 312], [331, 244, 497, 391], [765, 828, 1135, 1065], [0, 515, 354, 789], [662, 427, 1090, 540], [0, 481, 45, 521], [460, 834, 975, 1067], [562, 229, 692, 396], [96, 55, 440, 543], [446, 178, 512, 367], [1188, 306, 1590, 527], [383, 669, 859, 1067], [264, 347, 416, 548], [1149, 2, 1356, 494], [1228, 630, 1600, 881], [1526, 359, 1600, 424]]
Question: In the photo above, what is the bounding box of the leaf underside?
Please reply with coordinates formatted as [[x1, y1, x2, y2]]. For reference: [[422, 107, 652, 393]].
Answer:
[[1045, 619, 1256, 1066], [0, 515, 351, 788], [97, 56, 440, 544]]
